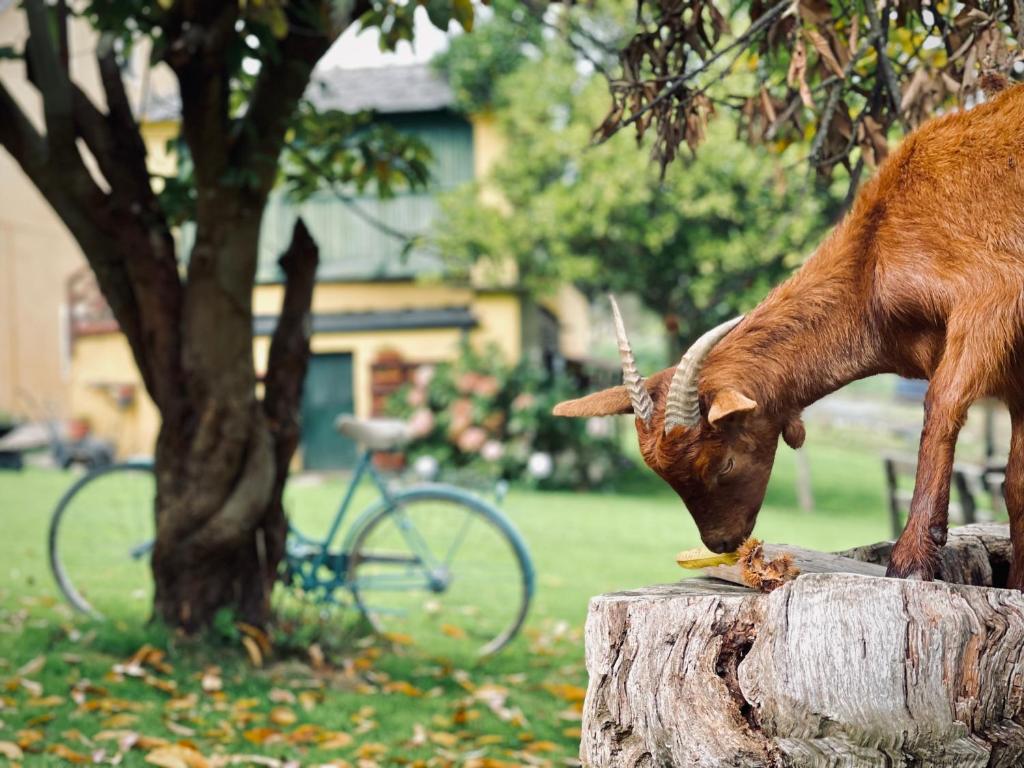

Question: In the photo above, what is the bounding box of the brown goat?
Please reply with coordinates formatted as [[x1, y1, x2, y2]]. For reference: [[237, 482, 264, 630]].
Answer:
[[555, 83, 1024, 588]]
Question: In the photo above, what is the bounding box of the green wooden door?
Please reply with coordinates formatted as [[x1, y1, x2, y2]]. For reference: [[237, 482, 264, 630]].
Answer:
[[301, 354, 356, 470]]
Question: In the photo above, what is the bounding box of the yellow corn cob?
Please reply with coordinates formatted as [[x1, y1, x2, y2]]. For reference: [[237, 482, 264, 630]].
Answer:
[[675, 547, 740, 569]]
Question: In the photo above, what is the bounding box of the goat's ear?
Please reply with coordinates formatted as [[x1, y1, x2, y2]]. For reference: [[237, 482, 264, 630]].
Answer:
[[782, 416, 806, 449], [707, 389, 757, 426], [553, 386, 632, 417]]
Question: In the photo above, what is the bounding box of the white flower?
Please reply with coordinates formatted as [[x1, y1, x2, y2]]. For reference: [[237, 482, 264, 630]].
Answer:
[[527, 451, 553, 480], [413, 454, 439, 481], [585, 417, 612, 438], [413, 365, 435, 389], [481, 440, 505, 462]]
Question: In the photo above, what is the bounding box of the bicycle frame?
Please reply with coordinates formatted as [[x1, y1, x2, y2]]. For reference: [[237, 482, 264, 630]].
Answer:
[[285, 450, 382, 586]]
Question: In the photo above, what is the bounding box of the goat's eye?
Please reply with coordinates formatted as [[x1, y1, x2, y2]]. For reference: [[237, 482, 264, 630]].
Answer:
[[720, 457, 735, 476]]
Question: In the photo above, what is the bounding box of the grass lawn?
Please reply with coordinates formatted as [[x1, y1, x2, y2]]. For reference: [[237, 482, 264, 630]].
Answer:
[[0, 433, 896, 766]]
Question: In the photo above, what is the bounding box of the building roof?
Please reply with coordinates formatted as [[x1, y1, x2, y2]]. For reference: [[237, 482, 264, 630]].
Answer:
[[308, 65, 455, 114], [141, 64, 454, 122]]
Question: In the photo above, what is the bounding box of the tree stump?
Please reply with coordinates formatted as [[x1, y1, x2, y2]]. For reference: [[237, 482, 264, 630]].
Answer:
[[581, 523, 1024, 767]]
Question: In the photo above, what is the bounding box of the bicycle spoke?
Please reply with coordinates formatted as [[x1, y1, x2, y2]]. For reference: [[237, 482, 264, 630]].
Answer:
[[347, 490, 532, 657]]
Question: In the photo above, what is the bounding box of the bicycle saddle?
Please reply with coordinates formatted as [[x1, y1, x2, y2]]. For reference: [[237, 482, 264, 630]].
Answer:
[[334, 415, 411, 450]]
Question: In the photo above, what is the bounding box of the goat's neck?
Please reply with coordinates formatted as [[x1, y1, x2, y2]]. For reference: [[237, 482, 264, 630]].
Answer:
[[700, 230, 881, 417]]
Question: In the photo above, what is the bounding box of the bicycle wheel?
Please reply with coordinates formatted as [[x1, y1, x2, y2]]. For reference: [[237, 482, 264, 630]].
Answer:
[[346, 487, 533, 657], [49, 462, 156, 619]]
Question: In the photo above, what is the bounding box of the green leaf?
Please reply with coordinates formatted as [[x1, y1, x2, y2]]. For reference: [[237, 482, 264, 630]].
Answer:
[[423, 0, 453, 31], [453, 0, 474, 31]]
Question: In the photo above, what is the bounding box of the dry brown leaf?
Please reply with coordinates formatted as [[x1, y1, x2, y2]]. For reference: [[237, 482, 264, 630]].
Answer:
[[268, 688, 294, 704], [319, 731, 353, 749], [787, 38, 814, 108], [16, 729, 44, 749], [429, 731, 459, 748], [47, 744, 91, 763], [240, 636, 263, 668], [269, 707, 297, 726], [242, 727, 281, 746], [440, 624, 467, 640], [297, 690, 321, 711], [355, 742, 388, 758], [18, 678, 42, 697], [144, 675, 178, 695], [0, 741, 23, 759], [146, 744, 209, 768], [542, 683, 587, 703], [200, 668, 222, 693], [237, 623, 272, 656], [382, 680, 422, 697], [15, 656, 44, 677], [806, 28, 844, 78], [27, 695, 64, 707]]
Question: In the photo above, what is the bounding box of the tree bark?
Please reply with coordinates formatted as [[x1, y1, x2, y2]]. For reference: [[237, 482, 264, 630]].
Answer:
[[150, 219, 318, 630], [581, 524, 1024, 767]]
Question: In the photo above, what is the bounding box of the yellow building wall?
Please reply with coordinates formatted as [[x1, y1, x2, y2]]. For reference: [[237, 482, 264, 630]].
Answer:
[[69, 335, 159, 458]]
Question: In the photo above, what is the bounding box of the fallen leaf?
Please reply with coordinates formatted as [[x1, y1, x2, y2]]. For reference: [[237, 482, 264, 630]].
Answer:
[[48, 743, 91, 763], [268, 688, 294, 704], [27, 695, 64, 707], [355, 742, 388, 758], [542, 683, 587, 703], [269, 707, 297, 726], [200, 668, 222, 693], [383, 680, 422, 697], [18, 678, 42, 697], [16, 729, 44, 749], [297, 690, 321, 711], [243, 727, 281, 746], [429, 731, 459, 748], [240, 636, 263, 668], [440, 623, 467, 639], [144, 675, 178, 695], [0, 741, 23, 759], [318, 731, 353, 749], [16, 656, 44, 677], [145, 744, 209, 768]]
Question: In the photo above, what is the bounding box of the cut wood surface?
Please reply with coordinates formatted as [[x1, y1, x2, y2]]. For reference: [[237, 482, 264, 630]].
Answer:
[[700, 543, 885, 587], [581, 523, 1024, 767]]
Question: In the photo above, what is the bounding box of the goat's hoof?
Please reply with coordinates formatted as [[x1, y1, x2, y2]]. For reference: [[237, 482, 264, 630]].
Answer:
[[929, 525, 947, 546]]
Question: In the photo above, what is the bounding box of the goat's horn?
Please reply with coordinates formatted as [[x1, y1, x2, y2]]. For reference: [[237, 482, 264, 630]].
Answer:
[[663, 316, 744, 433], [609, 295, 653, 426]]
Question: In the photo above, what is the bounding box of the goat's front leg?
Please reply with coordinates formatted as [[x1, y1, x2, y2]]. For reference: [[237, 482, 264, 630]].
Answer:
[[1004, 408, 1024, 590], [886, 391, 965, 580], [887, 322, 991, 580]]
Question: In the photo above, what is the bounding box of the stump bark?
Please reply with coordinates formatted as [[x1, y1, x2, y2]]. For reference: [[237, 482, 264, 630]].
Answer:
[[581, 523, 1024, 767]]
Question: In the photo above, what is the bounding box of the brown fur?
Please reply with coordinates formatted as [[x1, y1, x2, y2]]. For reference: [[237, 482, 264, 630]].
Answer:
[[557, 84, 1024, 587]]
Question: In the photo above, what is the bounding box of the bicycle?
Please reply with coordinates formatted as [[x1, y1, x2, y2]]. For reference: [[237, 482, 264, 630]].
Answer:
[[49, 416, 535, 657]]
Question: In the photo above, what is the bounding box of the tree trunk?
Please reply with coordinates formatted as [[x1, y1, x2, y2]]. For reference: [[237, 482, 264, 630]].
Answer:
[[150, 219, 318, 631], [581, 524, 1024, 767]]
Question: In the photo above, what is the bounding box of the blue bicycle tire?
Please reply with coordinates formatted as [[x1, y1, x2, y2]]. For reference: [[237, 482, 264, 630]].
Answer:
[[48, 460, 156, 617], [343, 484, 534, 656]]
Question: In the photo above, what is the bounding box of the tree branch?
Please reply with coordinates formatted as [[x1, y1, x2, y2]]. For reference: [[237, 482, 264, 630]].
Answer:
[[864, 0, 903, 117], [24, 0, 75, 157], [95, 35, 152, 200], [263, 218, 319, 482], [231, 0, 371, 195]]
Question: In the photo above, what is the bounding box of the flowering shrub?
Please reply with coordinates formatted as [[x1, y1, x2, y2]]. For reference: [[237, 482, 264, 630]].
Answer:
[[387, 345, 629, 489]]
